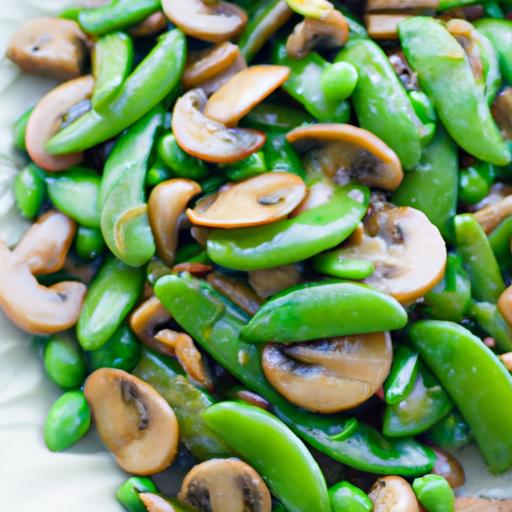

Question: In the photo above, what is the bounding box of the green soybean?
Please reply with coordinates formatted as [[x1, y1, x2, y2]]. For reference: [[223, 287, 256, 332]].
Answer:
[[44, 334, 86, 389], [14, 164, 46, 219]]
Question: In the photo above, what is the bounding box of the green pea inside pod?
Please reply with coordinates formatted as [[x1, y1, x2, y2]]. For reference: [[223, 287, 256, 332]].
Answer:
[[116, 476, 157, 512], [14, 163, 46, 219], [412, 474, 455, 512], [329, 481, 373, 512], [44, 332, 86, 389], [74, 226, 105, 260], [44, 390, 91, 452]]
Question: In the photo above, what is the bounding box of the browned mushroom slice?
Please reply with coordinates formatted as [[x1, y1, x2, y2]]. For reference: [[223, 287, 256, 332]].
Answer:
[[262, 332, 392, 413], [431, 446, 465, 489], [473, 195, 512, 234], [178, 458, 272, 512], [148, 179, 202, 266], [172, 262, 213, 275], [187, 173, 306, 228], [455, 497, 512, 511], [84, 368, 179, 475], [172, 89, 266, 164], [248, 264, 302, 299], [6, 17, 88, 80], [129, 12, 168, 38], [140, 493, 177, 512], [365, 0, 438, 11], [498, 286, 512, 328], [446, 19, 483, 83], [130, 295, 172, 349], [492, 87, 512, 140], [286, 10, 349, 59], [231, 389, 271, 410], [13, 211, 76, 275], [199, 54, 247, 97], [203, 65, 290, 127], [499, 351, 512, 372], [365, 14, 411, 40], [334, 206, 446, 302], [0, 242, 86, 335], [369, 476, 420, 512], [161, 0, 247, 43], [25, 75, 94, 172], [287, 124, 403, 191]]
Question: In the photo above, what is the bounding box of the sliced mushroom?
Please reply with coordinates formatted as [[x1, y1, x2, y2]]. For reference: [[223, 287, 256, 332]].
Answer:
[[455, 498, 512, 511], [333, 206, 446, 303], [172, 89, 266, 164], [492, 87, 512, 140], [365, 14, 411, 40], [498, 286, 512, 328], [0, 242, 86, 335], [470, 183, 512, 213], [291, 180, 336, 216], [431, 446, 465, 489], [12, 211, 76, 275], [162, 0, 247, 43], [248, 264, 302, 299], [365, 0, 438, 11], [499, 352, 512, 372], [206, 271, 263, 315], [286, 124, 403, 191], [130, 295, 172, 349], [129, 11, 168, 38], [140, 493, 176, 512], [203, 66, 290, 127], [262, 332, 392, 413], [25, 75, 94, 171], [369, 476, 419, 512], [178, 458, 272, 512], [148, 179, 202, 266], [198, 53, 247, 97], [84, 368, 179, 475], [172, 262, 213, 275], [286, 10, 349, 59], [230, 389, 271, 410], [473, 194, 512, 234], [6, 17, 88, 80], [446, 19, 483, 84], [187, 173, 306, 228]]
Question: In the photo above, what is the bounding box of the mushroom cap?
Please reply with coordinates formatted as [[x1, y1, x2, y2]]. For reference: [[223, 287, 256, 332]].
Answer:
[[25, 75, 94, 171], [130, 295, 172, 350], [162, 0, 247, 43], [129, 12, 168, 38], [365, 14, 411, 40], [172, 89, 266, 164], [187, 172, 306, 228], [178, 458, 272, 512], [431, 446, 465, 489], [286, 124, 403, 191], [203, 65, 291, 127], [369, 476, 420, 512], [262, 332, 392, 413], [473, 195, 512, 234], [84, 368, 179, 475]]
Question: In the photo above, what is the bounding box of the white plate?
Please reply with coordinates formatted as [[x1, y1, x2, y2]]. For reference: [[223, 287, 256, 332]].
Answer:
[[0, 3, 511, 511]]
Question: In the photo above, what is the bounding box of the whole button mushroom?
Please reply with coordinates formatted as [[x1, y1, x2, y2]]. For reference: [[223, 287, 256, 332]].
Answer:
[[84, 368, 179, 475], [369, 476, 420, 512], [178, 458, 272, 512]]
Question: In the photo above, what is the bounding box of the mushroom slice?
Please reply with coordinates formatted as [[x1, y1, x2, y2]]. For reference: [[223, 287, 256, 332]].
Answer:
[[369, 476, 419, 512], [130, 295, 172, 349], [6, 17, 87, 80], [178, 458, 272, 512], [84, 368, 179, 475], [25, 75, 94, 172], [286, 124, 403, 191], [187, 173, 306, 228], [473, 194, 512, 234], [286, 10, 349, 59], [148, 179, 202, 266], [431, 446, 465, 489], [203, 65, 291, 127], [365, 0, 438, 11], [498, 286, 512, 328], [172, 89, 266, 164], [162, 0, 247, 43], [365, 14, 411, 40], [334, 206, 446, 303], [262, 332, 392, 413], [0, 242, 86, 335], [248, 264, 302, 299], [455, 497, 512, 511], [129, 12, 168, 38], [492, 87, 512, 140], [140, 493, 177, 512], [13, 211, 76, 275]]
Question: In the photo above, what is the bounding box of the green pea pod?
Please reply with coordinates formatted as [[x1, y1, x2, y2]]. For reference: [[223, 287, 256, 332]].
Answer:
[[157, 133, 208, 180], [392, 127, 458, 240], [458, 166, 491, 205], [222, 151, 267, 181], [454, 214, 505, 303], [47, 29, 186, 155], [437, 0, 488, 11], [79, 0, 161, 35], [262, 132, 305, 178], [313, 252, 375, 280], [423, 253, 471, 322], [273, 42, 350, 123], [146, 155, 173, 187], [75, 226, 105, 260], [116, 477, 157, 512], [427, 409, 472, 451], [383, 364, 453, 438], [101, 107, 163, 267], [12, 106, 33, 151], [329, 481, 373, 512], [474, 19, 512, 84], [207, 184, 368, 270], [336, 38, 423, 169], [133, 349, 230, 460], [44, 390, 91, 452], [44, 333, 86, 389], [474, 30, 501, 105], [409, 90, 436, 125], [242, 281, 407, 343], [399, 17, 510, 166], [77, 255, 144, 350], [155, 274, 435, 476], [241, 102, 314, 132], [384, 346, 419, 405], [413, 474, 455, 512], [489, 217, 512, 273], [14, 163, 46, 219], [410, 320, 512, 473], [46, 166, 101, 228], [469, 301, 512, 352], [92, 32, 134, 111]]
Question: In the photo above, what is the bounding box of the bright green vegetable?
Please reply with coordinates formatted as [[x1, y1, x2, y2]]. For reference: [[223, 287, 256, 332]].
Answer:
[[242, 101, 314, 132], [384, 346, 419, 405], [14, 164, 46, 219], [44, 334, 85, 389], [413, 474, 455, 512], [222, 151, 267, 181], [263, 132, 305, 177], [329, 481, 373, 512], [409, 90, 436, 124], [157, 133, 208, 180], [321, 62, 358, 103], [489, 217, 512, 273], [12, 106, 33, 151], [313, 252, 375, 280], [427, 409, 473, 451], [459, 166, 491, 204], [116, 477, 157, 512], [74, 226, 105, 260], [469, 301, 512, 352]]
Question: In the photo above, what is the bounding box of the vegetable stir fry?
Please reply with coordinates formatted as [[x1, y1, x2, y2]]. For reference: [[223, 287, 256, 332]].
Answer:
[[4, 0, 512, 509]]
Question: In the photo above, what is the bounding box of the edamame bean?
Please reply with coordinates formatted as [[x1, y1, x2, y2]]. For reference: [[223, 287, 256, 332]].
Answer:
[[44, 333, 86, 389]]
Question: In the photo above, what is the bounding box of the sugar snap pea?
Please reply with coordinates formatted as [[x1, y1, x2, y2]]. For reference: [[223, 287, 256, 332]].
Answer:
[[157, 133, 208, 180], [241, 102, 314, 132], [222, 151, 267, 181], [44, 333, 86, 389], [12, 106, 33, 151], [14, 163, 46, 219], [384, 346, 419, 405], [489, 216, 512, 273], [469, 301, 512, 352], [329, 481, 373, 512], [413, 474, 455, 512], [74, 226, 105, 260], [262, 132, 305, 178], [427, 409, 472, 451], [116, 477, 157, 512]]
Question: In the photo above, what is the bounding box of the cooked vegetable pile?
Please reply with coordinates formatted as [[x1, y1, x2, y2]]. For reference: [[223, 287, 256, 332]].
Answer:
[[4, 0, 512, 510]]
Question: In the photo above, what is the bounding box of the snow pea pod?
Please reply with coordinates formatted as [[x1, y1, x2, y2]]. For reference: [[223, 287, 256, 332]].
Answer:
[[157, 133, 208, 180], [77, 255, 144, 350], [207, 184, 369, 270], [393, 127, 458, 240], [204, 401, 330, 512], [262, 132, 305, 178], [427, 410, 472, 451], [241, 102, 314, 132], [78, 0, 161, 35], [489, 216, 512, 273], [273, 42, 350, 123], [399, 17, 510, 166], [14, 163, 46, 219], [222, 151, 267, 181], [92, 32, 133, 112], [384, 346, 419, 405], [47, 29, 186, 155], [454, 214, 505, 303], [469, 301, 512, 352], [313, 252, 375, 280], [155, 274, 434, 476], [410, 320, 512, 473], [101, 107, 163, 267], [46, 166, 101, 228], [336, 39, 423, 169]]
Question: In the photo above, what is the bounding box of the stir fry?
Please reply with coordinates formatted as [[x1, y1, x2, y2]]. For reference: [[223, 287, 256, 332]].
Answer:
[[4, 0, 512, 510]]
